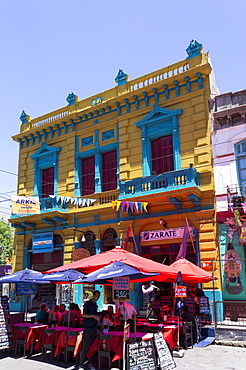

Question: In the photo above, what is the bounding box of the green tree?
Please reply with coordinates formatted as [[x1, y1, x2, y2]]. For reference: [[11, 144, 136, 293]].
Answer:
[[0, 218, 14, 265]]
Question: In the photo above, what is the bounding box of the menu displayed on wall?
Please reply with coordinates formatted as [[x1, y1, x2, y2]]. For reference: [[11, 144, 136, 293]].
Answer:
[[199, 297, 210, 314], [127, 339, 157, 370], [0, 296, 13, 350], [184, 297, 196, 315], [153, 332, 176, 370]]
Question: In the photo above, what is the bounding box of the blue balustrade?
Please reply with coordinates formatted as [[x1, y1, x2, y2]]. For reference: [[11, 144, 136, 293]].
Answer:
[[40, 197, 68, 212], [119, 167, 199, 199]]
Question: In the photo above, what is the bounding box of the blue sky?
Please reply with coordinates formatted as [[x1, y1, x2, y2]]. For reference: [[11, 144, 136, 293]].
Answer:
[[0, 0, 245, 217]]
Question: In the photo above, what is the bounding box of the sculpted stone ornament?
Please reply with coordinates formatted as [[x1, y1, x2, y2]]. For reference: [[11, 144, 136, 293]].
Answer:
[[186, 39, 202, 59]]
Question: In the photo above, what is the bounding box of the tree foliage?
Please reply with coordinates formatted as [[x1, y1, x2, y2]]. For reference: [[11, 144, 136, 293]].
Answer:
[[0, 218, 14, 264]]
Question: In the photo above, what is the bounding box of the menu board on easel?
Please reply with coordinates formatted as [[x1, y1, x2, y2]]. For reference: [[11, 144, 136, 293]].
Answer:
[[0, 296, 13, 350], [153, 332, 176, 370], [127, 339, 157, 370]]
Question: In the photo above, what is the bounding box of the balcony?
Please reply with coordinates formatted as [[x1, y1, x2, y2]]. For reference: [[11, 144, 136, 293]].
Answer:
[[40, 197, 68, 212], [119, 167, 199, 199], [227, 185, 246, 207]]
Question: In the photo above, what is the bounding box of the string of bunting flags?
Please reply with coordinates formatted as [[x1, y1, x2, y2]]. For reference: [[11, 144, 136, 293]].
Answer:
[[49, 195, 96, 207], [112, 200, 148, 214], [228, 203, 246, 213]]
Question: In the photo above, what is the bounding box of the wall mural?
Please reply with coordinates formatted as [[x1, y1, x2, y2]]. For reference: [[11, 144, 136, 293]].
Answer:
[[223, 217, 244, 295]]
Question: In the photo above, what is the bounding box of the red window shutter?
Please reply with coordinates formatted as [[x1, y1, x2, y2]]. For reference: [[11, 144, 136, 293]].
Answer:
[[42, 167, 54, 198], [151, 136, 174, 174], [102, 151, 117, 191], [81, 156, 95, 195]]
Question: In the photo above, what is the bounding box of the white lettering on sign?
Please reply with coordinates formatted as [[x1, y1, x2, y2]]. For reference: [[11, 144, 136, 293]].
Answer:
[[140, 227, 194, 242]]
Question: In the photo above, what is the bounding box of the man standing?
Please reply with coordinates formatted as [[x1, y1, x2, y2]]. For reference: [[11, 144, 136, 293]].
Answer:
[[78, 290, 100, 370], [142, 281, 160, 319], [117, 301, 137, 331]]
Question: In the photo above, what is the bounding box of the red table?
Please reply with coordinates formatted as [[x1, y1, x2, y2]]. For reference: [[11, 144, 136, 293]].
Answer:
[[53, 327, 83, 357], [12, 323, 48, 353]]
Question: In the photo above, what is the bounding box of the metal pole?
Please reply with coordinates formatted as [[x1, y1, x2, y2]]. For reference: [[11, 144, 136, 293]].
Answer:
[[212, 261, 217, 329]]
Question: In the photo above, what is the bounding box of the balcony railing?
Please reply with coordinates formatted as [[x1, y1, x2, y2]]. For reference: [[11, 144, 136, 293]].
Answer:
[[227, 185, 246, 206], [40, 197, 68, 212], [119, 167, 199, 199]]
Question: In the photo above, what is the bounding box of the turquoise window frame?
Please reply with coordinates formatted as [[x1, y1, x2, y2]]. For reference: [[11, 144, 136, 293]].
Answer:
[[235, 139, 246, 189], [30, 142, 61, 197], [135, 104, 183, 177], [75, 126, 119, 196]]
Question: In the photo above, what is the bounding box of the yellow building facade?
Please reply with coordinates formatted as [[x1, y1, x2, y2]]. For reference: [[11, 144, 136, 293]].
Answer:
[[11, 40, 222, 316]]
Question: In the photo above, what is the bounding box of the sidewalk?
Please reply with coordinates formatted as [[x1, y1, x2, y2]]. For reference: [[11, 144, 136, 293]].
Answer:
[[1, 345, 246, 370]]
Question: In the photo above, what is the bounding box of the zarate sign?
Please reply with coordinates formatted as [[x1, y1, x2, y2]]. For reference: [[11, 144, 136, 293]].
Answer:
[[140, 227, 194, 242]]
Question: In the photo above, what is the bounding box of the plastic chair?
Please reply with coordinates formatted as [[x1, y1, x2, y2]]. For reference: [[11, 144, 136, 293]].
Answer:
[[183, 322, 193, 349], [14, 325, 29, 357], [97, 334, 112, 370], [64, 330, 80, 364], [42, 328, 55, 360]]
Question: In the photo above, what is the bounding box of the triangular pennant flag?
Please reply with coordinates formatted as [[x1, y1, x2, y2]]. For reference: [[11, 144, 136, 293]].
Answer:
[[112, 200, 117, 209], [116, 201, 121, 211], [121, 202, 126, 212], [125, 202, 130, 213], [130, 202, 134, 213], [228, 203, 234, 212], [241, 203, 246, 214], [143, 202, 148, 212]]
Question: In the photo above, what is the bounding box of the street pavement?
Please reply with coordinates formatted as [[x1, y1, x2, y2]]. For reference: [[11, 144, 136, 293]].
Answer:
[[1, 344, 246, 370]]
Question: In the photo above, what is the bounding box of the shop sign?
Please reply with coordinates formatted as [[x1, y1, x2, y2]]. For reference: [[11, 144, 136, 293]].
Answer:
[[174, 285, 187, 298], [71, 248, 90, 261], [32, 232, 53, 254], [113, 276, 130, 301], [140, 227, 194, 242], [16, 282, 38, 296], [11, 196, 40, 215]]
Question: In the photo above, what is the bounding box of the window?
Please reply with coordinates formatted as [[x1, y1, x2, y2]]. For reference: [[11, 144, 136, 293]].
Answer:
[[81, 156, 95, 195], [102, 150, 117, 191], [235, 140, 246, 192], [41, 167, 54, 198], [135, 105, 182, 177], [151, 136, 174, 175]]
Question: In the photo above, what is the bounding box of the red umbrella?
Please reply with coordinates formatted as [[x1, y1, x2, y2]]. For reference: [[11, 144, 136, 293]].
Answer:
[[45, 246, 180, 282], [170, 257, 213, 283]]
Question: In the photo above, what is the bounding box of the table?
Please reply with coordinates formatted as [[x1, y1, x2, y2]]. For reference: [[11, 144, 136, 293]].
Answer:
[[53, 327, 83, 357], [12, 323, 48, 353]]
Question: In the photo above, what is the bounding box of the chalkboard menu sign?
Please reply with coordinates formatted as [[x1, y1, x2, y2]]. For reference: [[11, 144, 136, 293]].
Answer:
[[127, 339, 157, 370], [184, 297, 196, 315], [154, 332, 176, 370], [199, 297, 210, 314], [0, 296, 13, 350]]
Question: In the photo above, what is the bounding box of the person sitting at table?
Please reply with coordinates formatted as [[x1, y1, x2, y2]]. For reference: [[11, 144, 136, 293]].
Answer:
[[35, 303, 49, 325], [78, 290, 100, 370], [58, 303, 67, 325], [74, 303, 82, 327], [105, 305, 116, 326], [49, 304, 60, 327], [116, 301, 137, 331], [62, 302, 80, 327]]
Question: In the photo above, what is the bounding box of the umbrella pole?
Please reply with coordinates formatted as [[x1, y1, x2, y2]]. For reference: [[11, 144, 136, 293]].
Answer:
[[134, 312, 136, 341], [25, 296, 28, 323], [68, 283, 72, 328]]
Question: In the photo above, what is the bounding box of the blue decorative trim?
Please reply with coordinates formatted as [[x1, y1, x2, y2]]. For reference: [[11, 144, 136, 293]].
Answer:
[[82, 136, 93, 147], [48, 126, 54, 139], [23, 136, 29, 147], [19, 110, 29, 124], [66, 92, 78, 105], [94, 119, 99, 124], [143, 92, 149, 107], [29, 134, 35, 145], [17, 138, 23, 149], [42, 129, 47, 141], [174, 81, 180, 97], [196, 72, 203, 89], [186, 39, 202, 59], [135, 104, 182, 176], [184, 76, 191, 93], [133, 95, 139, 110], [102, 129, 114, 141], [62, 121, 68, 134], [91, 97, 103, 105], [188, 193, 201, 209], [94, 110, 99, 115], [115, 69, 128, 86], [35, 131, 41, 143], [30, 142, 61, 197], [115, 102, 121, 116], [124, 99, 130, 113], [163, 85, 169, 100], [152, 88, 159, 104], [169, 197, 182, 210], [55, 124, 61, 136]]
